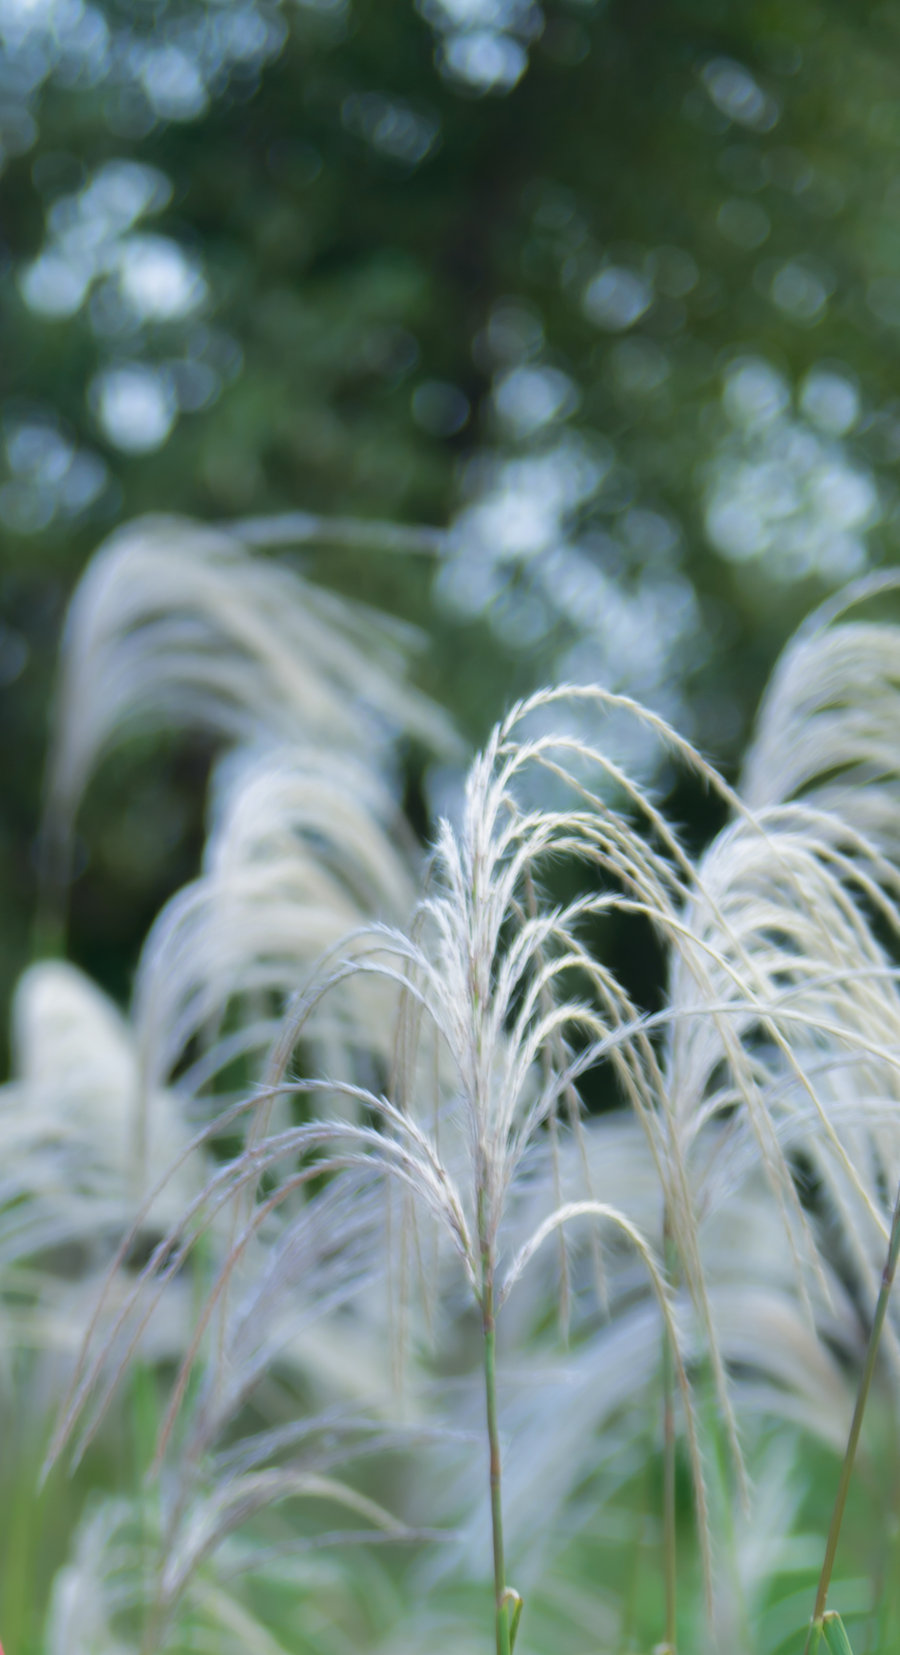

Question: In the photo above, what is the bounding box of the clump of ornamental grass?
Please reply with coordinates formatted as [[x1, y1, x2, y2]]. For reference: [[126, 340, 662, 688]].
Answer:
[[26, 521, 900, 1654], [44, 685, 900, 1653]]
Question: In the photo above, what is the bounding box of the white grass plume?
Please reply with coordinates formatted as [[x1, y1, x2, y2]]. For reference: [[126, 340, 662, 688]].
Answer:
[[668, 807, 900, 1164], [736, 581, 900, 1367], [133, 743, 420, 1099], [742, 573, 900, 852], [6, 962, 196, 1218], [0, 963, 202, 1379], [41, 512, 454, 907]]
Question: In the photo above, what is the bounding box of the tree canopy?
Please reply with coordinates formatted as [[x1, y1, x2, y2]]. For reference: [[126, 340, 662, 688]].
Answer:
[[4, 0, 900, 1044]]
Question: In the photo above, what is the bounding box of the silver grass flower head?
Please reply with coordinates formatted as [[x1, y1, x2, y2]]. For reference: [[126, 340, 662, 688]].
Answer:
[[0, 963, 205, 1388], [42, 512, 455, 897], [263, 684, 693, 1263], [732, 579, 900, 1367], [664, 778, 900, 1322], [0, 962, 200, 1247], [742, 574, 900, 854], [132, 743, 420, 1097]]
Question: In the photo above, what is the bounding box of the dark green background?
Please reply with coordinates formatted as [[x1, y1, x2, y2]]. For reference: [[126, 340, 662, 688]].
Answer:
[[4, 0, 900, 1064]]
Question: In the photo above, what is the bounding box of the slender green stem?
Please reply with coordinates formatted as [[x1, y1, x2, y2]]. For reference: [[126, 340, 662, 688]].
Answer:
[[482, 1264, 511, 1655], [803, 1182, 900, 1652], [32, 822, 69, 963], [662, 1330, 677, 1652], [662, 1216, 678, 1655]]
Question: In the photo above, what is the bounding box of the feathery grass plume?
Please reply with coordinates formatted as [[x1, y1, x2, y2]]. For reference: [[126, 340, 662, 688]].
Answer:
[[741, 573, 900, 850], [393, 682, 900, 1632], [40, 512, 455, 927], [662, 797, 900, 1643], [736, 588, 900, 1360], [710, 589, 900, 1649], [0, 962, 205, 1389], [132, 743, 420, 1102], [669, 806, 900, 1167]]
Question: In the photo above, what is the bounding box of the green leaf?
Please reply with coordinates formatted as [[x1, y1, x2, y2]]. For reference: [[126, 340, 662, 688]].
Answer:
[[502, 1589, 523, 1653], [821, 1611, 855, 1655]]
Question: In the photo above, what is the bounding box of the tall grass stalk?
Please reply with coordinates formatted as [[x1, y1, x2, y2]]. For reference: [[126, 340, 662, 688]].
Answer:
[[662, 1216, 679, 1655], [480, 1243, 511, 1655], [804, 1180, 900, 1652]]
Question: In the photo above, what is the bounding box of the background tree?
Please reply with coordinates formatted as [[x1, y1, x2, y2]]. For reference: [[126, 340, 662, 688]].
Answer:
[[3, 0, 900, 1042]]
